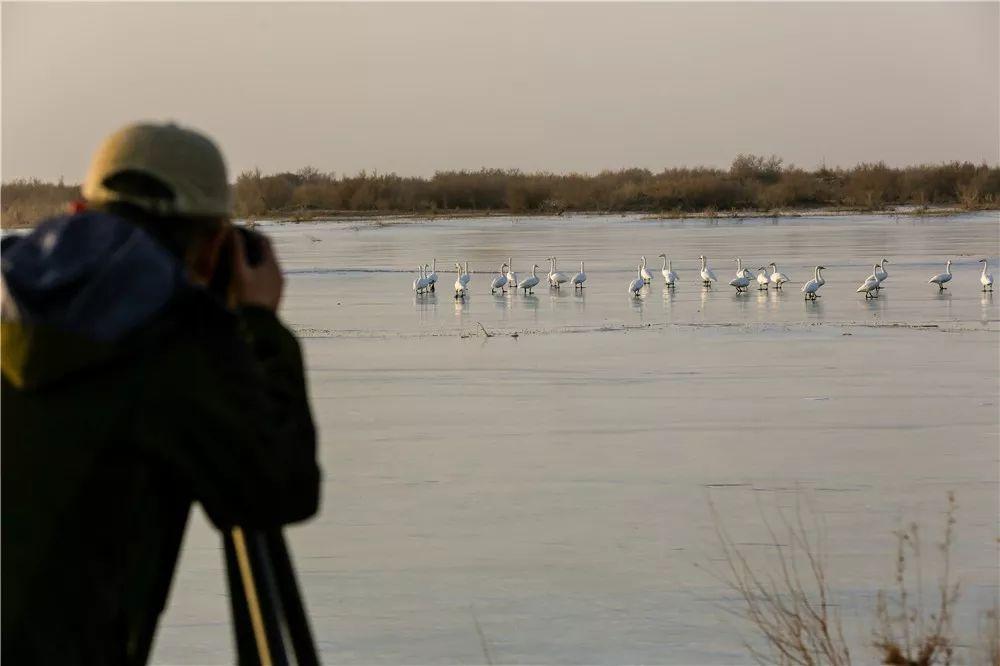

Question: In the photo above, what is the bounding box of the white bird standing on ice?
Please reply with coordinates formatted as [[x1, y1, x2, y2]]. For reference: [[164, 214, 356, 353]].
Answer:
[[658, 254, 678, 287], [756, 266, 770, 290], [801, 266, 826, 300], [735, 257, 752, 280], [928, 260, 953, 290], [874, 258, 889, 290], [769, 263, 790, 289], [454, 263, 467, 298], [413, 265, 431, 294], [547, 257, 569, 288], [491, 263, 509, 294], [519, 264, 541, 294], [729, 275, 751, 293], [505, 257, 517, 288], [980, 259, 993, 291], [426, 258, 438, 291], [572, 261, 587, 289], [629, 262, 645, 297], [699, 255, 717, 286], [640, 256, 653, 284], [460, 261, 472, 288], [857, 265, 881, 298]]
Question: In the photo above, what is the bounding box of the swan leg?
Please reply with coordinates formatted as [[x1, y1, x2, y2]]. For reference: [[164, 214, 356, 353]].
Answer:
[[430, 284, 435, 292]]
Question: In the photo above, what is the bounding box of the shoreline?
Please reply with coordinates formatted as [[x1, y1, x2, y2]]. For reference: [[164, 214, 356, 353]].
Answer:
[[2, 205, 995, 231], [244, 205, 997, 226]]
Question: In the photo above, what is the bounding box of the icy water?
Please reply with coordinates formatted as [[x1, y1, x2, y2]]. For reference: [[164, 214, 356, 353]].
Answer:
[[152, 212, 999, 665]]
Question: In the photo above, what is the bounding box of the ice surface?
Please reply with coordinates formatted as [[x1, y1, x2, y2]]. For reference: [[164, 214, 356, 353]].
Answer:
[[152, 212, 999, 664]]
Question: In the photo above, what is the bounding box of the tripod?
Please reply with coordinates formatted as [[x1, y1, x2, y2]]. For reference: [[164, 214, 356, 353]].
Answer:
[[224, 528, 320, 666]]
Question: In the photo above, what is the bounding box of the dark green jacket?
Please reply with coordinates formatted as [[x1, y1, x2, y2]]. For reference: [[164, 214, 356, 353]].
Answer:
[[1, 213, 321, 664]]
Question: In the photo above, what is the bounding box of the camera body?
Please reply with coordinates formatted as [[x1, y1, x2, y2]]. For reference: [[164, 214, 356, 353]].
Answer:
[[209, 226, 267, 304]]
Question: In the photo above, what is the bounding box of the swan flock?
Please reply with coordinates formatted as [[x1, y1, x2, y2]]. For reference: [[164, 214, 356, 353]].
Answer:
[[410, 256, 994, 299]]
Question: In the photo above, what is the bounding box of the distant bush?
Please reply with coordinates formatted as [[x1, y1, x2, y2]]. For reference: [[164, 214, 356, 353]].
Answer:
[[4, 156, 999, 226], [1, 178, 79, 227]]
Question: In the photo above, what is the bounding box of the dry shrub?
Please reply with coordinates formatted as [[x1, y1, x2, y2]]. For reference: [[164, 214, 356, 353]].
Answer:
[[982, 601, 1000, 666], [711, 492, 988, 666], [5, 159, 999, 224], [1, 178, 79, 228], [873, 493, 959, 665], [708, 496, 851, 665]]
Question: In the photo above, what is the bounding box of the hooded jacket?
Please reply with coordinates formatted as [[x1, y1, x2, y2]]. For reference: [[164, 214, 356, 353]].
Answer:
[[1, 211, 321, 665]]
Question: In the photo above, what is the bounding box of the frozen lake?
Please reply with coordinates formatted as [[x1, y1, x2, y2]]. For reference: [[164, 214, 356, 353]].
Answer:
[[152, 212, 999, 664]]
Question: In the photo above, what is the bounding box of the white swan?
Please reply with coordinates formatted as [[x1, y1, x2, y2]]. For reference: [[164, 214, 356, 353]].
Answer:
[[699, 255, 717, 286], [547, 257, 569, 288], [459, 260, 471, 287], [658, 254, 678, 287], [640, 256, 653, 284], [801, 266, 826, 300], [928, 260, 952, 290], [981, 259, 994, 291], [857, 265, 880, 298], [729, 274, 751, 293], [629, 262, 644, 297], [505, 257, 517, 288], [413, 265, 431, 294], [572, 261, 587, 289], [426, 258, 438, 291], [520, 264, 540, 294], [756, 266, 770, 290], [454, 263, 467, 298], [735, 257, 752, 280], [769, 263, 789, 289], [491, 263, 509, 294], [874, 258, 889, 290]]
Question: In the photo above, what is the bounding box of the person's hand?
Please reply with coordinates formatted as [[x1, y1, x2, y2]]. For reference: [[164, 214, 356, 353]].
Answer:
[[232, 229, 284, 312]]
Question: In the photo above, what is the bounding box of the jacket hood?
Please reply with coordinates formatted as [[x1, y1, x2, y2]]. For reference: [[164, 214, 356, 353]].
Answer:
[[2, 212, 184, 388]]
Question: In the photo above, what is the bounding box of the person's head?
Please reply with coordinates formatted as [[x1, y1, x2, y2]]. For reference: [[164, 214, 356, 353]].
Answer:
[[82, 122, 233, 286]]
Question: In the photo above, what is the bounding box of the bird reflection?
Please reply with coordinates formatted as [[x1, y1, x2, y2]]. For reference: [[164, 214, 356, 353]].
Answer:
[[803, 297, 824, 319]]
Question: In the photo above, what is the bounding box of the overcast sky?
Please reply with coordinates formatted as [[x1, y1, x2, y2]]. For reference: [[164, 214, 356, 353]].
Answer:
[[2, 2, 997, 182]]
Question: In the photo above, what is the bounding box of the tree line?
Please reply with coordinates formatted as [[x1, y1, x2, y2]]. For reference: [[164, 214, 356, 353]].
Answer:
[[3, 155, 998, 226]]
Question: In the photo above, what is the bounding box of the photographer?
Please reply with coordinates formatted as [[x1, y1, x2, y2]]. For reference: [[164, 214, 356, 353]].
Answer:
[[1, 123, 321, 664]]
